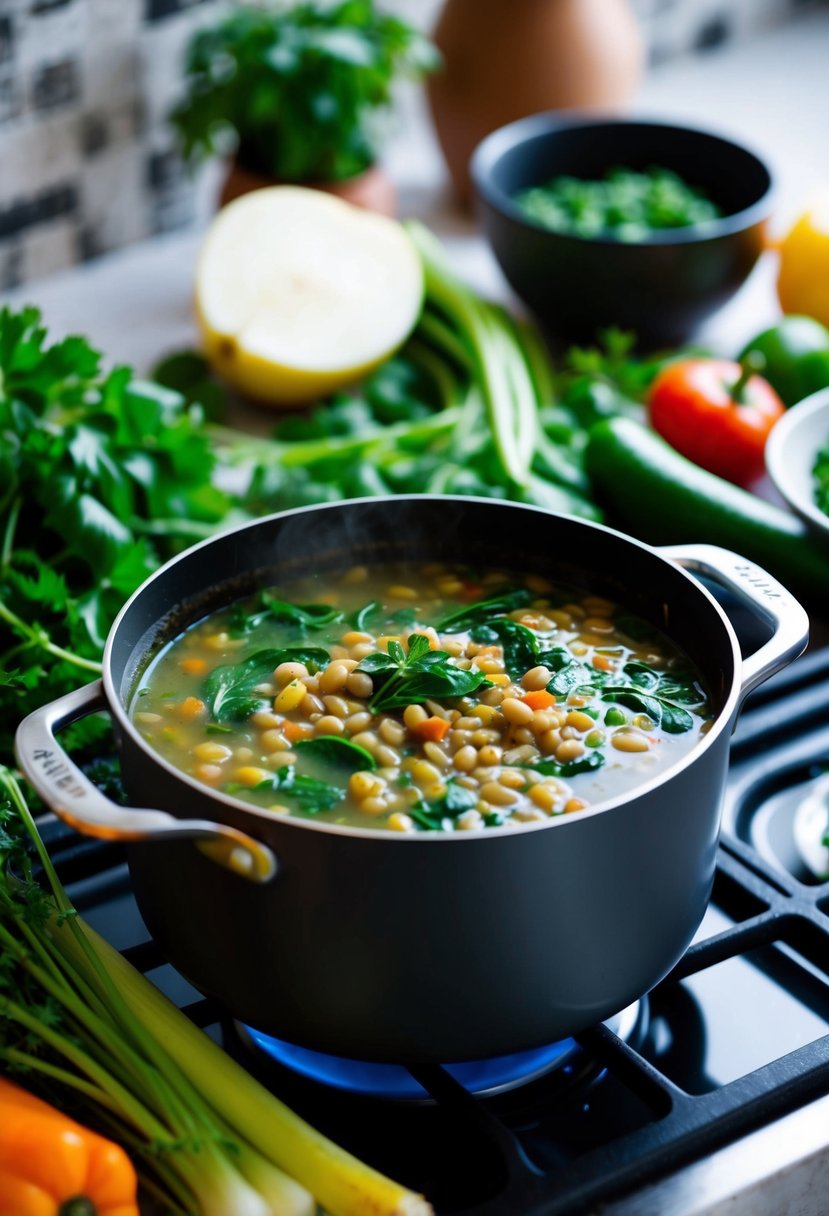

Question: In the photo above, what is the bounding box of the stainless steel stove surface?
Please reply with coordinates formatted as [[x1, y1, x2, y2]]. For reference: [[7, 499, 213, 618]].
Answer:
[[40, 645, 829, 1216]]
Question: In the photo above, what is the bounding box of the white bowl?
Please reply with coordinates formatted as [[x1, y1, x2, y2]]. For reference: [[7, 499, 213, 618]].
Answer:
[[765, 388, 829, 540]]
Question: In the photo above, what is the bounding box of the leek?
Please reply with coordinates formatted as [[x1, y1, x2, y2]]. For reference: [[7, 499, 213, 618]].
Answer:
[[0, 768, 432, 1216]]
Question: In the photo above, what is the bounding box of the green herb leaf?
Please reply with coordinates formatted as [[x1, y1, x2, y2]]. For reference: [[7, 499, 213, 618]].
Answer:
[[246, 766, 345, 815], [526, 751, 606, 779], [294, 736, 377, 772], [230, 594, 344, 637], [600, 686, 695, 733], [546, 658, 612, 699], [202, 647, 329, 722], [479, 619, 539, 679], [408, 778, 479, 830], [435, 588, 533, 633], [358, 633, 491, 712], [170, 3, 438, 183]]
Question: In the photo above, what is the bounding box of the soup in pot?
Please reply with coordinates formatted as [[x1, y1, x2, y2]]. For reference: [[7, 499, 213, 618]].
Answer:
[[131, 562, 714, 832]]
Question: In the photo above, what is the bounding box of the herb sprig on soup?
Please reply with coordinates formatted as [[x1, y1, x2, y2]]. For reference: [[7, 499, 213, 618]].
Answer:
[[131, 563, 713, 832]]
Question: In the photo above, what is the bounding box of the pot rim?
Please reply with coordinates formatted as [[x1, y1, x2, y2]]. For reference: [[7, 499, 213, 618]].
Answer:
[[104, 495, 743, 842]]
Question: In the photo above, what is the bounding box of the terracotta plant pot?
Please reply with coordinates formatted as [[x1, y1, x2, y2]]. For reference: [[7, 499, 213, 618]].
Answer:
[[218, 158, 397, 216], [427, 0, 645, 205]]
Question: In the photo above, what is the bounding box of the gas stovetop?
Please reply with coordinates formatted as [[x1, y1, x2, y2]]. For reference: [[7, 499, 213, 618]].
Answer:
[[39, 646, 829, 1216]]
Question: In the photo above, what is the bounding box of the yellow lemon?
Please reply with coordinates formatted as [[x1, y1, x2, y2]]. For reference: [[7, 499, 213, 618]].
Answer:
[[195, 186, 424, 406], [777, 190, 829, 328]]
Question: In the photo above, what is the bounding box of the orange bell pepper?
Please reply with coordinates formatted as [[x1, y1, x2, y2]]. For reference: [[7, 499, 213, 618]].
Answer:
[[0, 1075, 139, 1216]]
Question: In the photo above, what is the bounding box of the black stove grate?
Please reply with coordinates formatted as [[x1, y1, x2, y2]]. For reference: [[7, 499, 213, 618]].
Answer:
[[39, 647, 829, 1216]]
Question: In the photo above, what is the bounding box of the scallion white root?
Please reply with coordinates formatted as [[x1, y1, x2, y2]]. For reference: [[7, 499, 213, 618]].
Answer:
[[0, 768, 432, 1216]]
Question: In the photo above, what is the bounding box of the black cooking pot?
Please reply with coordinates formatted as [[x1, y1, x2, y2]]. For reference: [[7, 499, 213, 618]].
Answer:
[[16, 498, 808, 1062]]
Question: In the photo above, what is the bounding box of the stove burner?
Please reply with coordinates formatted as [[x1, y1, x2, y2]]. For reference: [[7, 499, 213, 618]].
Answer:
[[793, 773, 829, 881], [238, 1001, 643, 1101], [731, 763, 829, 884]]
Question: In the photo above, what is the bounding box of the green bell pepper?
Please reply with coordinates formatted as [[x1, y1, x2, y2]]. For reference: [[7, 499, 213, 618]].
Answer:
[[739, 315, 829, 407]]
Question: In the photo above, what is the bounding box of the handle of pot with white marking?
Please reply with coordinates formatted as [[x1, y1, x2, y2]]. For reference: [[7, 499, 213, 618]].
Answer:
[[15, 681, 277, 884], [659, 544, 809, 701]]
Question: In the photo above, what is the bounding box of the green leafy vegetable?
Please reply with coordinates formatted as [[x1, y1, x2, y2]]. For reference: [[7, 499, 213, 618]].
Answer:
[[814, 440, 829, 517], [408, 779, 480, 831], [0, 306, 237, 758], [358, 634, 491, 713], [600, 687, 694, 733], [599, 660, 706, 734], [294, 735, 377, 772], [515, 167, 722, 241], [226, 226, 602, 521], [229, 593, 344, 637], [543, 654, 703, 734], [0, 770, 426, 1214], [234, 766, 345, 815], [525, 751, 606, 779], [546, 658, 613, 699], [436, 588, 533, 633], [170, 1, 438, 183], [202, 647, 329, 722], [476, 618, 539, 679]]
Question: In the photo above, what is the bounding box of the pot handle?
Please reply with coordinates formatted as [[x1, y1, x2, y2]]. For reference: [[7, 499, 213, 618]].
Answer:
[[658, 544, 809, 701], [14, 681, 277, 884]]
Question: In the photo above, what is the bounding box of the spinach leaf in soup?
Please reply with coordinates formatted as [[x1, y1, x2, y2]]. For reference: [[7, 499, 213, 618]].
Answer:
[[294, 736, 377, 773], [407, 779, 480, 831], [525, 751, 606, 779], [598, 660, 706, 734], [203, 647, 329, 722], [352, 601, 418, 634], [227, 766, 344, 816], [435, 588, 533, 633], [546, 657, 613, 699], [474, 618, 539, 680], [229, 594, 344, 638]]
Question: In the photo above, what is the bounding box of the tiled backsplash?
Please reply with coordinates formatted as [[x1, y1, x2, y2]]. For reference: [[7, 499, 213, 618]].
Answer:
[[0, 0, 821, 287]]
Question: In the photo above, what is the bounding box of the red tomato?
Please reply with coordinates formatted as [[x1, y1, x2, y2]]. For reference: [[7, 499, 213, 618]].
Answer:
[[648, 358, 786, 486]]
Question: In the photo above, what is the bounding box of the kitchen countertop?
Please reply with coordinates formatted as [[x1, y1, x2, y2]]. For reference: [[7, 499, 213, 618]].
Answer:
[[4, 11, 829, 1216], [6, 9, 829, 379]]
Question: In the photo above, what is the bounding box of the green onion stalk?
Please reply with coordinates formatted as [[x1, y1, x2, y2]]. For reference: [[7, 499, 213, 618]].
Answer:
[[0, 767, 432, 1216]]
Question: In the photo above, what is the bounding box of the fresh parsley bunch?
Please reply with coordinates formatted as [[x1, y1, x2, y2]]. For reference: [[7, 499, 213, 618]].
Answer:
[[0, 306, 237, 756], [171, 0, 439, 183]]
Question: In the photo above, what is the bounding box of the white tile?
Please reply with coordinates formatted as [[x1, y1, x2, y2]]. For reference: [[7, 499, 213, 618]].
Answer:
[[22, 218, 77, 281]]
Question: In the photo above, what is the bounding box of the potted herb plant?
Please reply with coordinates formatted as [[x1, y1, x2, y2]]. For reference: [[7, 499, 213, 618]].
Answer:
[[170, 0, 438, 216]]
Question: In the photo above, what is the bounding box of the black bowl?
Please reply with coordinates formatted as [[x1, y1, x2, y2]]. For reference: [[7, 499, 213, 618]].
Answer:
[[471, 114, 774, 347]]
